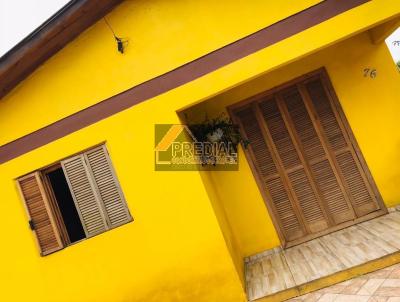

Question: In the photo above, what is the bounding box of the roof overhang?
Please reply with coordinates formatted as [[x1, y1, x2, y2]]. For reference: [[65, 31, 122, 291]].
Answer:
[[0, 0, 123, 99]]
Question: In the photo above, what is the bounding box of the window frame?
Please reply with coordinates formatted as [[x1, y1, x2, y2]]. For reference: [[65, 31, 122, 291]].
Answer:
[[16, 143, 133, 256]]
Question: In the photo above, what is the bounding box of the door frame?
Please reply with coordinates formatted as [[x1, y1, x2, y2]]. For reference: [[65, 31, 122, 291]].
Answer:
[[227, 67, 387, 248]]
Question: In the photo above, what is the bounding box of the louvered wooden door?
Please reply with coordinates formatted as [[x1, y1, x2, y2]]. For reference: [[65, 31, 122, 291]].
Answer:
[[232, 70, 385, 246]]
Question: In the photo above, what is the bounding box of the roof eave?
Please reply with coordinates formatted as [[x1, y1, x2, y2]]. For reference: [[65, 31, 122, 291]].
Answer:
[[0, 0, 123, 99]]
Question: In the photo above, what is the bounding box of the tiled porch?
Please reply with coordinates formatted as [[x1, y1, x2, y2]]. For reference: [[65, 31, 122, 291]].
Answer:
[[245, 211, 400, 301], [288, 262, 400, 302]]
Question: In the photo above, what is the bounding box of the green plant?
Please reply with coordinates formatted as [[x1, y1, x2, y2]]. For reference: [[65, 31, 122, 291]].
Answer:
[[397, 60, 400, 72], [187, 113, 249, 151], [184, 113, 250, 166]]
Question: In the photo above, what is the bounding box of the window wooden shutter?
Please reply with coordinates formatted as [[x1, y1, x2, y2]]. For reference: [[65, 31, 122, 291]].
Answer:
[[17, 172, 63, 256], [84, 145, 131, 228], [61, 155, 108, 237]]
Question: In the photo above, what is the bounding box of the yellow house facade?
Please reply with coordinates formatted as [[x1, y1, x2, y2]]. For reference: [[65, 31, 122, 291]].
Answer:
[[0, 0, 400, 301]]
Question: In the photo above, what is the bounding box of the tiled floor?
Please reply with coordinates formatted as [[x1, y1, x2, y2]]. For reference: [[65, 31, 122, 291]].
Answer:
[[286, 262, 400, 302], [245, 211, 400, 301]]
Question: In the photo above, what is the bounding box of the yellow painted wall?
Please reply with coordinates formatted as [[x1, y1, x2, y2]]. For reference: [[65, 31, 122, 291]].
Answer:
[[0, 0, 321, 146], [197, 170, 245, 284], [0, 0, 400, 301], [0, 106, 246, 302], [183, 30, 400, 256]]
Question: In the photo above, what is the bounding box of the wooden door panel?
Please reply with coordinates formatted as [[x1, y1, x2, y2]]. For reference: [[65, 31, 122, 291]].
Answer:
[[238, 108, 277, 179], [306, 79, 380, 217], [258, 98, 330, 234], [266, 177, 305, 240], [287, 168, 328, 232], [259, 100, 301, 170], [309, 159, 355, 224], [283, 89, 325, 161], [282, 88, 355, 225], [236, 106, 305, 241], [336, 150, 379, 216]]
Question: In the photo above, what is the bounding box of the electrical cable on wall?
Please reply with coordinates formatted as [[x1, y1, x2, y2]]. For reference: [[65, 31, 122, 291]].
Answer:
[[104, 17, 128, 54]]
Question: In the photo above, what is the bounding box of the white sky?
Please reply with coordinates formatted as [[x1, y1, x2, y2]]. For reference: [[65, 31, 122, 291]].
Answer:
[[0, 1, 399, 64], [0, 0, 70, 56]]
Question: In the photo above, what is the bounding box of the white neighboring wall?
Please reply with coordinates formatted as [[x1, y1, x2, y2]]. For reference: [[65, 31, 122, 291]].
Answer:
[[386, 27, 400, 63]]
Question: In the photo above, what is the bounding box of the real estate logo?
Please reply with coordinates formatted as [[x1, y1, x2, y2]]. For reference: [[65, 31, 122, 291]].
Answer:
[[155, 124, 239, 171]]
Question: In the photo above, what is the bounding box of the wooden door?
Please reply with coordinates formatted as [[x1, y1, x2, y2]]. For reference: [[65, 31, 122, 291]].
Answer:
[[231, 69, 386, 246]]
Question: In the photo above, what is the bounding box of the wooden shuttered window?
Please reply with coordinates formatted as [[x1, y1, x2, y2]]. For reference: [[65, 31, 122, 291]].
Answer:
[[17, 173, 63, 256], [61, 145, 131, 237], [232, 70, 384, 246], [17, 144, 131, 255]]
